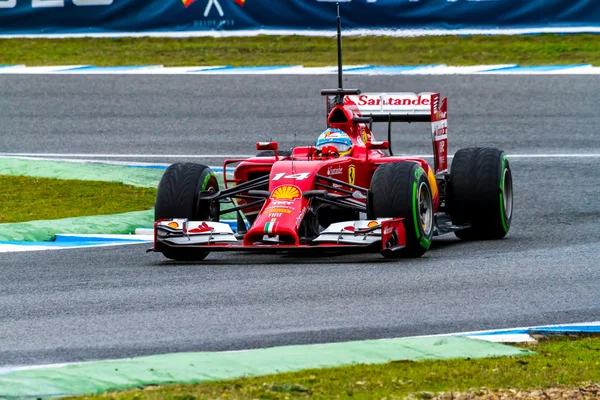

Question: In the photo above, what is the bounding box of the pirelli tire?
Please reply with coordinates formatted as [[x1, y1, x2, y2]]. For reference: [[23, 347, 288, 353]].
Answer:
[[448, 147, 513, 240], [155, 163, 220, 261], [368, 162, 434, 258]]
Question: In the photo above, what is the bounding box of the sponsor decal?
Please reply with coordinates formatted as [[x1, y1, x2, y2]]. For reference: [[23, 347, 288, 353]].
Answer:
[[188, 222, 213, 234], [182, 0, 244, 10], [433, 123, 447, 137], [384, 226, 394, 235], [327, 166, 343, 176], [268, 213, 283, 218], [435, 110, 448, 120], [353, 95, 430, 107], [348, 165, 356, 185], [264, 221, 278, 234], [296, 207, 308, 228], [264, 208, 291, 214], [269, 200, 295, 206], [167, 221, 179, 229], [436, 140, 448, 172], [183, 0, 245, 28], [271, 185, 301, 200], [367, 221, 379, 228], [0, 0, 113, 7], [343, 225, 355, 232]]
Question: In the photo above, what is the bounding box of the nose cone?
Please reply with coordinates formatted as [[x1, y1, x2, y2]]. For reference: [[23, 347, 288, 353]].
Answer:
[[243, 185, 308, 246]]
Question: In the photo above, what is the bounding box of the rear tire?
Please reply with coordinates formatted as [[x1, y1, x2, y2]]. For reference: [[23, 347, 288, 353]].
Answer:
[[155, 163, 220, 261], [448, 147, 512, 240], [368, 162, 434, 258]]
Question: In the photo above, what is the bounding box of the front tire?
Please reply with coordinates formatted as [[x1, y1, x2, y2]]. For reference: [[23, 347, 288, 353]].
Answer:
[[155, 163, 219, 261], [448, 147, 513, 240], [368, 162, 434, 258]]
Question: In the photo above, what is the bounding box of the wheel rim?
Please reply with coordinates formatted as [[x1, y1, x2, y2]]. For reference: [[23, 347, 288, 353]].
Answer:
[[198, 185, 219, 221], [502, 168, 513, 220], [208, 186, 219, 221], [418, 182, 433, 236]]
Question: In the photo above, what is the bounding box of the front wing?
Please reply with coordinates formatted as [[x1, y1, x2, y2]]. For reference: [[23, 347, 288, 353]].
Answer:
[[153, 218, 406, 255]]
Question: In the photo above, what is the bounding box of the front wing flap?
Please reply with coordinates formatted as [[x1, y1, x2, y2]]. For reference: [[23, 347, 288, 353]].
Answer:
[[154, 218, 406, 254]]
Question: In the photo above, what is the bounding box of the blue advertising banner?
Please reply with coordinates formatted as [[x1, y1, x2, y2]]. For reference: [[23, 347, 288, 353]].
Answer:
[[0, 0, 599, 35]]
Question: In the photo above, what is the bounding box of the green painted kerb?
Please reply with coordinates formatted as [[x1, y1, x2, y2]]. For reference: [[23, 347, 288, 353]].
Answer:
[[0, 157, 165, 188], [0, 158, 228, 241], [0, 158, 162, 241], [0, 209, 155, 242], [0, 336, 533, 399]]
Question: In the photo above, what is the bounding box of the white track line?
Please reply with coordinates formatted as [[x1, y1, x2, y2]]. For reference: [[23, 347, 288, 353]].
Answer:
[[3, 27, 600, 39], [2, 153, 600, 159], [0, 153, 254, 158]]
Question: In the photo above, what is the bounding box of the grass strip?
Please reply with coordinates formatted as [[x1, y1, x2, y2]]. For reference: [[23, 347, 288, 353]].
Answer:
[[68, 336, 599, 400], [0, 336, 530, 398], [0, 161, 235, 240], [2, 34, 600, 66], [0, 175, 156, 223]]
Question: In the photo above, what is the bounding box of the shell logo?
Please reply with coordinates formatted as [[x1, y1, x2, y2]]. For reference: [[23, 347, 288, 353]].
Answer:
[[272, 185, 301, 200], [167, 221, 179, 229], [367, 221, 379, 228]]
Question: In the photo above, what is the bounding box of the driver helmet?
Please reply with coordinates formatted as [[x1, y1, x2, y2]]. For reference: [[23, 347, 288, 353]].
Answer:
[[315, 128, 353, 157]]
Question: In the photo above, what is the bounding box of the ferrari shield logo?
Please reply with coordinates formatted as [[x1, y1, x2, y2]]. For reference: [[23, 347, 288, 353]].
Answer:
[[361, 128, 369, 144], [348, 165, 356, 185]]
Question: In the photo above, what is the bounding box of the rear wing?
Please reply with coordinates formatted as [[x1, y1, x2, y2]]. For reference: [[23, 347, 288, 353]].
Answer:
[[326, 92, 449, 174], [342, 92, 435, 123]]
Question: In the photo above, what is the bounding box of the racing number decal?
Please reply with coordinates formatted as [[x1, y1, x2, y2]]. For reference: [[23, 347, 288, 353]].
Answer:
[[348, 165, 356, 185], [272, 172, 310, 181]]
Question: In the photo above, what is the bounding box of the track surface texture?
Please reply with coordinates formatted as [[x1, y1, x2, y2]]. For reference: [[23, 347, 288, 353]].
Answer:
[[0, 75, 599, 367]]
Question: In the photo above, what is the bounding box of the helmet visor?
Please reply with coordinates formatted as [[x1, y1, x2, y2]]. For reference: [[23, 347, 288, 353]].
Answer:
[[316, 143, 352, 153]]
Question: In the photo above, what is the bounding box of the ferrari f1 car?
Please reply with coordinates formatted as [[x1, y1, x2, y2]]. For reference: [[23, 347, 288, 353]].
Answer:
[[151, 11, 513, 262]]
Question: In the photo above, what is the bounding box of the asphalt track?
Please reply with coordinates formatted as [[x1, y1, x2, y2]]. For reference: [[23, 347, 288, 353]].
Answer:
[[0, 75, 599, 367]]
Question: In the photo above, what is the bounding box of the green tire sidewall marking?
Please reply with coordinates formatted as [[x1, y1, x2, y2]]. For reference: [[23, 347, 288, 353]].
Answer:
[[412, 167, 431, 248], [414, 167, 424, 180], [500, 193, 508, 233], [412, 180, 421, 240], [202, 171, 216, 190], [499, 155, 509, 233]]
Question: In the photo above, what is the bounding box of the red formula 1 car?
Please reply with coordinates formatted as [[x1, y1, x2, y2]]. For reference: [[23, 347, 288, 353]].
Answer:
[[152, 14, 513, 262]]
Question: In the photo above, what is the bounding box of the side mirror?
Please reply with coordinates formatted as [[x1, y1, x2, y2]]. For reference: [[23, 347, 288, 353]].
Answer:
[[256, 141, 278, 152], [366, 141, 389, 150]]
